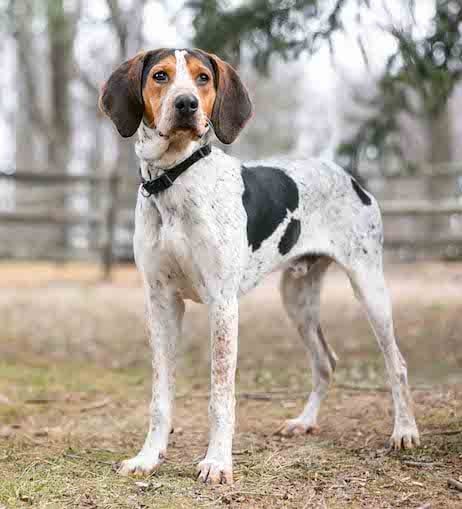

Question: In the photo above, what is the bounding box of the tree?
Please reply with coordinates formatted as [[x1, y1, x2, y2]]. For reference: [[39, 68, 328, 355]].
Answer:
[[190, 0, 356, 70], [337, 1, 462, 171]]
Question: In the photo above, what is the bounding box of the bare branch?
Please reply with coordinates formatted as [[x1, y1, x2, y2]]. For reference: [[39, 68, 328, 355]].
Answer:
[[13, 4, 51, 137], [105, 0, 128, 55]]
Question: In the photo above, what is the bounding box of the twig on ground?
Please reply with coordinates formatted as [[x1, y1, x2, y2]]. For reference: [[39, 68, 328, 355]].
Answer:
[[24, 398, 56, 404], [399, 492, 419, 504], [335, 384, 389, 392], [423, 429, 462, 436], [80, 398, 111, 412], [240, 393, 274, 401], [448, 478, 462, 492], [402, 460, 434, 467]]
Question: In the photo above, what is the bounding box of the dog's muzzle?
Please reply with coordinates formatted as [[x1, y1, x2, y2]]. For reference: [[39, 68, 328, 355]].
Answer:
[[174, 94, 199, 128]]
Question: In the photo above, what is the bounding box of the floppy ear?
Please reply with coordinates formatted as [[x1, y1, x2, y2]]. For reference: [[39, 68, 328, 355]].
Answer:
[[206, 53, 253, 144], [99, 52, 146, 138]]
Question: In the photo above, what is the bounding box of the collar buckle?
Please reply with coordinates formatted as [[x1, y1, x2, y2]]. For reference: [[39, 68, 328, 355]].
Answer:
[[141, 172, 173, 197]]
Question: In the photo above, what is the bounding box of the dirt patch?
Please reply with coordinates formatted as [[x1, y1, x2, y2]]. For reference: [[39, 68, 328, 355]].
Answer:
[[0, 261, 461, 508]]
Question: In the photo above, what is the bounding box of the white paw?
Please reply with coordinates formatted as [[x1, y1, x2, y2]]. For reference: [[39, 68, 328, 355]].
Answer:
[[276, 418, 319, 437], [118, 450, 165, 477], [389, 423, 420, 450], [196, 458, 233, 484]]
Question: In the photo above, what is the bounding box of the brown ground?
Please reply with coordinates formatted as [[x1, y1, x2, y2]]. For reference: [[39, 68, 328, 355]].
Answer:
[[0, 261, 461, 508]]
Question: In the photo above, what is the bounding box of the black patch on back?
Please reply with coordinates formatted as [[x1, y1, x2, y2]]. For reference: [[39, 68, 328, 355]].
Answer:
[[351, 178, 372, 206], [278, 218, 301, 255], [241, 166, 299, 251]]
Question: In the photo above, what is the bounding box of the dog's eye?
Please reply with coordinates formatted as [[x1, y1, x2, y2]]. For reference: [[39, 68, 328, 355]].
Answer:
[[153, 71, 169, 83], [196, 73, 210, 85]]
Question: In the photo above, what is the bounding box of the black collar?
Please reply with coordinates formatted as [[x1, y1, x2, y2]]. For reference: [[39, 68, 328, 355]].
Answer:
[[139, 144, 212, 197]]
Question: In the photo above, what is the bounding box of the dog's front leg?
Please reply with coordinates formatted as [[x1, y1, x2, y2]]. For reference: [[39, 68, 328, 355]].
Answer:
[[119, 282, 184, 476], [197, 297, 238, 484]]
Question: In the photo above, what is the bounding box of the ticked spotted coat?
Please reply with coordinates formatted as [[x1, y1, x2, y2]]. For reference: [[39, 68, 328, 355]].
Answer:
[[99, 48, 420, 485]]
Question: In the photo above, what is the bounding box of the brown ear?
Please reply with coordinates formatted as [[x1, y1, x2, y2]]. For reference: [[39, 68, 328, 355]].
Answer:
[[99, 52, 146, 138], [206, 53, 253, 144]]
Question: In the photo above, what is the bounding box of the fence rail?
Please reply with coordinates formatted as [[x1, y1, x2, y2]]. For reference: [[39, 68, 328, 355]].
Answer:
[[381, 199, 462, 215], [0, 166, 461, 278]]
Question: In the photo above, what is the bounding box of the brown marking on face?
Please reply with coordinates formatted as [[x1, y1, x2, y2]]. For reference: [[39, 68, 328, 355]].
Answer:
[[142, 52, 216, 138], [142, 54, 177, 128], [101, 48, 252, 144], [184, 55, 216, 121]]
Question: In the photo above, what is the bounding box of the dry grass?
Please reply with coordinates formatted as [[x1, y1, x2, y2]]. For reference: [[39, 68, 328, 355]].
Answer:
[[0, 261, 462, 508]]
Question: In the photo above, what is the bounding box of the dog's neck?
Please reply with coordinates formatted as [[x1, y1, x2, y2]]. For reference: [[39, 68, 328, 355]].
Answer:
[[136, 123, 211, 180]]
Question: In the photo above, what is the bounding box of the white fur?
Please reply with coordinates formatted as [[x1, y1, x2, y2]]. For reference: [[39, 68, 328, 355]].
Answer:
[[119, 57, 419, 483]]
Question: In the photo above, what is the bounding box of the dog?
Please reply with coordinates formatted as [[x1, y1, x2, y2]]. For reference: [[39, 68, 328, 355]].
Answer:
[[99, 48, 420, 485]]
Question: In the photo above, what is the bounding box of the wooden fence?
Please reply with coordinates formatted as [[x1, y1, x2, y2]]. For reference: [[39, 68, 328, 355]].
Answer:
[[0, 164, 461, 279], [0, 170, 124, 280]]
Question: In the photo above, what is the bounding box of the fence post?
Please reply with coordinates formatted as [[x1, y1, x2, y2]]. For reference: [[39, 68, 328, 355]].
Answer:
[[102, 171, 119, 281]]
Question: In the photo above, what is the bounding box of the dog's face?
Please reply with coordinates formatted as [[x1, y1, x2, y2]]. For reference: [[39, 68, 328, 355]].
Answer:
[[99, 49, 253, 145]]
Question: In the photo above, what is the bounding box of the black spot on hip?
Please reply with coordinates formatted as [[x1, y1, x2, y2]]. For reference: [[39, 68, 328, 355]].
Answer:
[[351, 178, 372, 206], [278, 218, 301, 255], [241, 166, 299, 251]]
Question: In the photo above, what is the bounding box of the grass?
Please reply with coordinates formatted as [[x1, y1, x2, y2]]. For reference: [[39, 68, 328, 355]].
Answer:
[[0, 261, 462, 508]]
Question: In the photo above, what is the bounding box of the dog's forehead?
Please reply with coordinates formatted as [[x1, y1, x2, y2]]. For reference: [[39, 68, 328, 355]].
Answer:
[[184, 50, 215, 74], [142, 49, 215, 88]]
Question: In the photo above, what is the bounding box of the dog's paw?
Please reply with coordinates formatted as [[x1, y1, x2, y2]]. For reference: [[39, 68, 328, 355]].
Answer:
[[276, 418, 319, 437], [118, 450, 165, 477], [389, 424, 420, 450], [196, 459, 233, 485]]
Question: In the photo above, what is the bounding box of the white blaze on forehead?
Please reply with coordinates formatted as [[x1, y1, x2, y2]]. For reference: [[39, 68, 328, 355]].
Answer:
[[173, 50, 196, 90]]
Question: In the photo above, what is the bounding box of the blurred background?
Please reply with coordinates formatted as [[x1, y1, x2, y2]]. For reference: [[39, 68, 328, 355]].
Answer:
[[0, 0, 461, 270], [1, 3, 462, 507]]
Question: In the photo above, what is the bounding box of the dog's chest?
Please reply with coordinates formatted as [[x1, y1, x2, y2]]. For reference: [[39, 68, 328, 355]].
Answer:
[[135, 195, 195, 271], [134, 175, 244, 301]]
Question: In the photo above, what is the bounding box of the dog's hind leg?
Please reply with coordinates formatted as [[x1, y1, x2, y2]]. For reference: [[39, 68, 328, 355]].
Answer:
[[347, 259, 420, 449], [277, 255, 336, 436]]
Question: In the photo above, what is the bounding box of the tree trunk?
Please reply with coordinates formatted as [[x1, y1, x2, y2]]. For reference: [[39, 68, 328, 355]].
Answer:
[[15, 3, 35, 173], [47, 0, 73, 247], [425, 103, 453, 243], [14, 0, 49, 171], [429, 105, 452, 166]]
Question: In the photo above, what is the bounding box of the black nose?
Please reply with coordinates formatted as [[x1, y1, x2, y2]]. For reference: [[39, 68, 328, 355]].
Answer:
[[174, 94, 198, 115]]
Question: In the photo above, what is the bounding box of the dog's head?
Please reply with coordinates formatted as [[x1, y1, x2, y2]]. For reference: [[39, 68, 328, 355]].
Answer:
[[99, 49, 253, 145]]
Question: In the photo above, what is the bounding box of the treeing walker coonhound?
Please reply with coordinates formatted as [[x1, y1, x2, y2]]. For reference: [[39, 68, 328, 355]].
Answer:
[[99, 48, 420, 485]]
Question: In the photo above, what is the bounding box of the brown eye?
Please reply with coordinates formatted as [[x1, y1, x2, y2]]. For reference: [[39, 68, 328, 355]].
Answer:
[[197, 73, 210, 85], [153, 71, 168, 83]]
